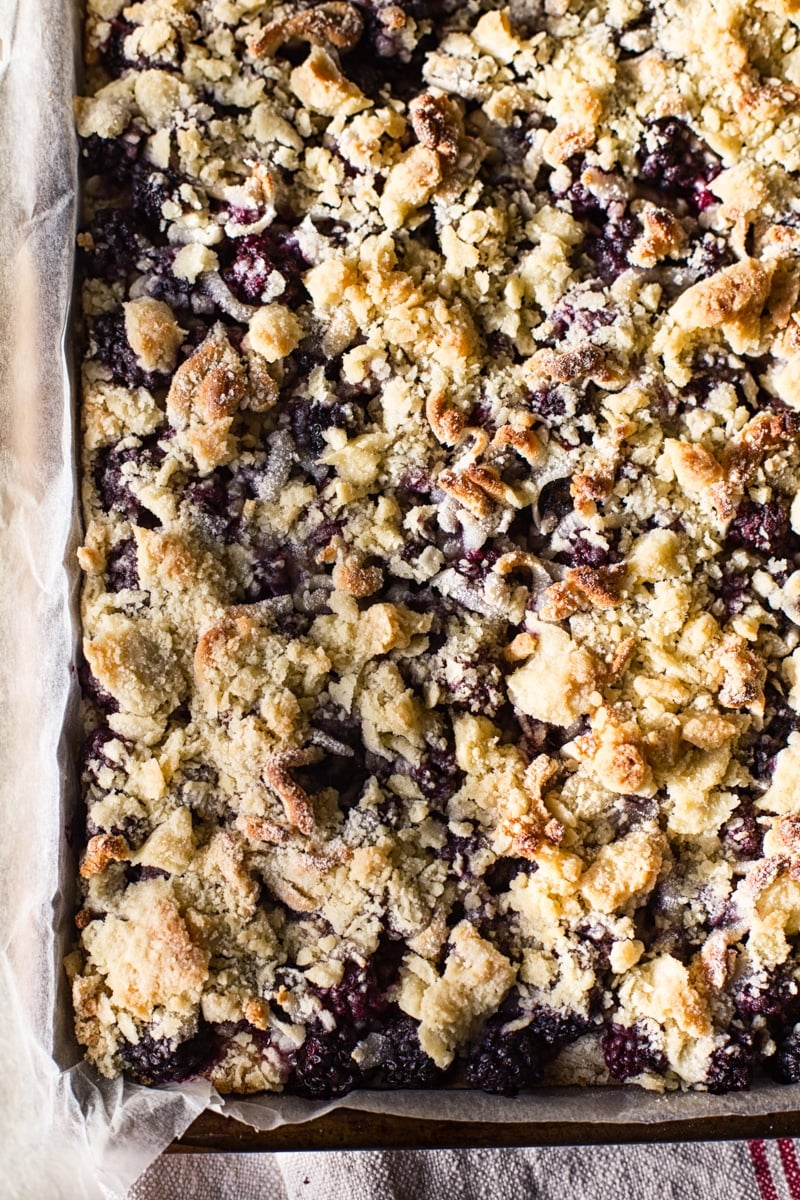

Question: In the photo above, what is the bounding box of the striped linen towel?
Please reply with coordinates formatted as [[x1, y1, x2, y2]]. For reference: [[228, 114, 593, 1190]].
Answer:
[[125, 1141, 800, 1200]]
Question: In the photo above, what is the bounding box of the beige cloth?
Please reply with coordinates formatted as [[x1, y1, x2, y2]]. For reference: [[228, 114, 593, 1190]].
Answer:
[[125, 1142, 776, 1200]]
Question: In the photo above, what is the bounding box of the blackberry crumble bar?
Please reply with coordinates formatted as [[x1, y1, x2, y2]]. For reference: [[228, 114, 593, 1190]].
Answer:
[[69, 0, 800, 1096]]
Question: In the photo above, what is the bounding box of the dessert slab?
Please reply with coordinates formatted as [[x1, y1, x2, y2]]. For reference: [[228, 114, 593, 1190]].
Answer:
[[71, 0, 800, 1107]]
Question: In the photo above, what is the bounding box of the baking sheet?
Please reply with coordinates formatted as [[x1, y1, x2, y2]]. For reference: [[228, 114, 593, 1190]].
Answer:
[[3, 1, 800, 1196]]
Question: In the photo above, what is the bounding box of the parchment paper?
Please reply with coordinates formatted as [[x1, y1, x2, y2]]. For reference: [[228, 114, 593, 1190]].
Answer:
[[3, 3, 800, 1196]]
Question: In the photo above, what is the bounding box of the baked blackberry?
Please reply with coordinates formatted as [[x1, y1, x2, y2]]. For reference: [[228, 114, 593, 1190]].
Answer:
[[705, 1039, 755, 1095], [770, 1025, 800, 1084], [119, 1024, 216, 1086], [465, 1017, 547, 1096], [601, 1024, 666, 1082], [380, 1018, 441, 1088], [290, 1028, 362, 1100]]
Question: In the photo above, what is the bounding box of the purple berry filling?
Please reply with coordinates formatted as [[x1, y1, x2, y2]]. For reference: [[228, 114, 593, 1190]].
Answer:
[[771, 1025, 800, 1083], [410, 746, 461, 807], [298, 711, 370, 805], [319, 959, 393, 1025], [727, 500, 792, 557], [465, 1016, 546, 1095], [721, 799, 763, 860], [79, 660, 119, 714], [748, 692, 799, 783], [220, 228, 309, 307], [119, 1022, 217, 1086], [558, 533, 616, 569], [527, 385, 569, 422], [106, 539, 139, 592], [99, 18, 143, 77], [81, 209, 145, 282], [637, 118, 722, 213], [90, 312, 171, 392], [734, 967, 800, 1022], [601, 1023, 666, 1080], [482, 856, 537, 893], [582, 215, 639, 282], [125, 863, 170, 884], [379, 1017, 440, 1088], [80, 725, 119, 777], [548, 291, 616, 341], [94, 438, 164, 527], [184, 470, 245, 543], [715, 570, 750, 618], [705, 1037, 754, 1094], [290, 1027, 362, 1099], [131, 167, 180, 232]]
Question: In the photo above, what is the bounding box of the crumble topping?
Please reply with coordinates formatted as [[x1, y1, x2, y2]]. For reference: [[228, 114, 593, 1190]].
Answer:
[[71, 0, 800, 1097]]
